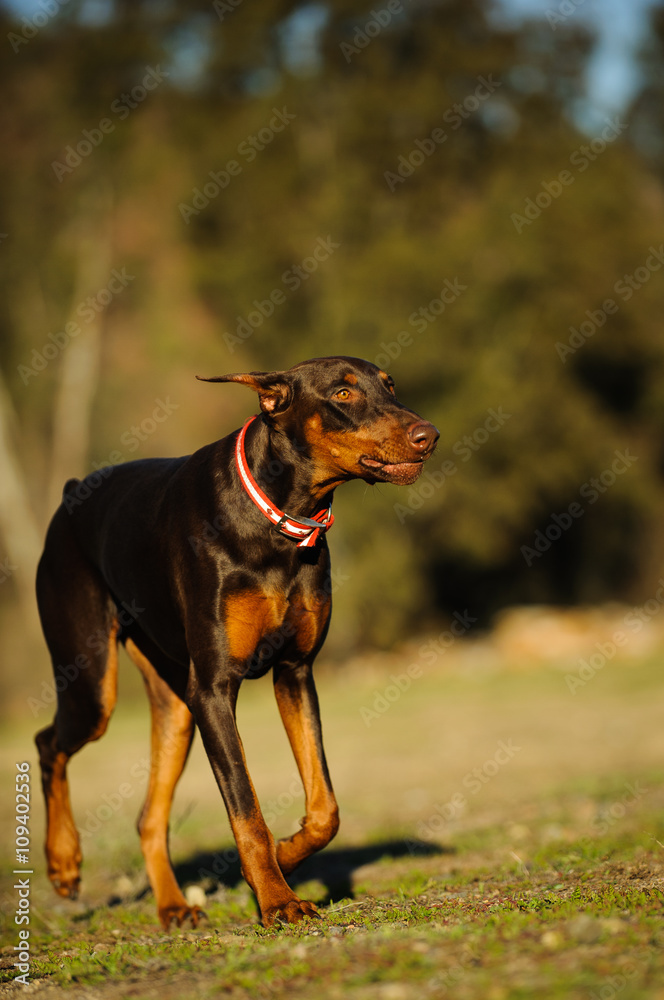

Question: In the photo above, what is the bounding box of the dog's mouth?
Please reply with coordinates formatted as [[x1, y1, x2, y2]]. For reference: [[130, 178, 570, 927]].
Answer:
[[359, 455, 425, 485]]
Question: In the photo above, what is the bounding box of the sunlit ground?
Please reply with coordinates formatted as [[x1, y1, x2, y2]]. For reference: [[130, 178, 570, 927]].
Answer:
[[1, 628, 663, 998]]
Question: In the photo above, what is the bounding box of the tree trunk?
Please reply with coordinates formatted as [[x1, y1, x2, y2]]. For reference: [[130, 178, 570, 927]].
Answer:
[[0, 372, 42, 624], [47, 192, 113, 513]]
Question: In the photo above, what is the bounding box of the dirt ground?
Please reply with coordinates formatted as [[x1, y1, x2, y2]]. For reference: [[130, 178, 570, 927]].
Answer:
[[1, 628, 663, 998]]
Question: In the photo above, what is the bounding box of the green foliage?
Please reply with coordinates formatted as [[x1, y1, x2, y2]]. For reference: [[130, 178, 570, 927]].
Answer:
[[2, 0, 664, 652]]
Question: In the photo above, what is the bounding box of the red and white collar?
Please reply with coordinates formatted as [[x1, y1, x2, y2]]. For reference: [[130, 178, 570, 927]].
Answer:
[[235, 415, 334, 548]]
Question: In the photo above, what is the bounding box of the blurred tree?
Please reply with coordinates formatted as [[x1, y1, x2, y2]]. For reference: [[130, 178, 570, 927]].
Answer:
[[1, 0, 664, 692]]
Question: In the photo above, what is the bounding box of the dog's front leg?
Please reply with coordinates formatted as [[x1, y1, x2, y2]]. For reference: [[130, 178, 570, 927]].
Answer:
[[188, 670, 319, 927], [273, 660, 339, 874]]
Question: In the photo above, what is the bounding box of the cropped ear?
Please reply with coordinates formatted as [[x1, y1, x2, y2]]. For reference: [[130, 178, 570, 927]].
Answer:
[[196, 370, 292, 414]]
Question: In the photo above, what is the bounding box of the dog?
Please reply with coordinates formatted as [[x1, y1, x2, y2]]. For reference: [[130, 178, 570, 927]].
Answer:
[[35, 356, 438, 927]]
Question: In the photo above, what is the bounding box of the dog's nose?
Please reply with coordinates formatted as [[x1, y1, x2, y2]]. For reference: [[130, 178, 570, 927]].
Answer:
[[407, 421, 439, 453]]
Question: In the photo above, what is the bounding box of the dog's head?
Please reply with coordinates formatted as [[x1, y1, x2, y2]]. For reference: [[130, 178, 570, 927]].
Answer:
[[197, 356, 439, 486]]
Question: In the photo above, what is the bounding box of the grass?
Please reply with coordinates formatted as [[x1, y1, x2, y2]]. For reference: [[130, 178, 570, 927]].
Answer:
[[1, 642, 664, 998]]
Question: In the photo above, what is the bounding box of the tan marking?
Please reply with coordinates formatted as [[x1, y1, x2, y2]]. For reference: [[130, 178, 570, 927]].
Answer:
[[130, 620, 315, 927], [286, 592, 331, 657], [304, 412, 413, 490], [37, 617, 120, 899], [305, 413, 323, 432], [125, 638, 197, 928], [223, 589, 288, 662], [343, 373, 358, 384], [36, 728, 81, 896], [273, 675, 339, 874], [89, 618, 119, 740], [230, 813, 313, 926]]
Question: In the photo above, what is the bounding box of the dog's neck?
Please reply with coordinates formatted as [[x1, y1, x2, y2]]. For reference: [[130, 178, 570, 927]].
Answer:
[[242, 414, 342, 520]]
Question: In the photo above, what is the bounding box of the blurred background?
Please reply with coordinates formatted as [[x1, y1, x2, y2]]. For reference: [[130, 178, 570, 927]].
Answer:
[[2, 0, 664, 713]]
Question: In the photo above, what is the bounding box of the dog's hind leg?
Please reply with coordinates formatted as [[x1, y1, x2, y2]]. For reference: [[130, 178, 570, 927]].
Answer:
[[124, 634, 198, 928], [35, 507, 119, 900]]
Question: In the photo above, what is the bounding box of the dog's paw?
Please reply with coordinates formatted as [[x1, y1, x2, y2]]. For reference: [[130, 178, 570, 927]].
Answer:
[[49, 873, 81, 900], [158, 904, 206, 930], [262, 896, 320, 928]]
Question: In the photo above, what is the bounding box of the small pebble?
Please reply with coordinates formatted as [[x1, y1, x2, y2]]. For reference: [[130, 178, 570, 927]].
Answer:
[[567, 914, 602, 944], [541, 930, 563, 950], [185, 885, 207, 908], [378, 985, 408, 1000]]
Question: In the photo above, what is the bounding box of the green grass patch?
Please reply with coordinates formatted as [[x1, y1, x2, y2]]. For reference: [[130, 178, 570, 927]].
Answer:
[[2, 652, 664, 997]]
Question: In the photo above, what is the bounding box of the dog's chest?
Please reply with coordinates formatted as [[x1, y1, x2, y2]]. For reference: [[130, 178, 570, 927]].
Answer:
[[221, 586, 330, 666]]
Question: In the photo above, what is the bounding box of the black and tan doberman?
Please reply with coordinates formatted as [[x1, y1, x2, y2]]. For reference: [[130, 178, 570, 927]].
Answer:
[[35, 356, 438, 928]]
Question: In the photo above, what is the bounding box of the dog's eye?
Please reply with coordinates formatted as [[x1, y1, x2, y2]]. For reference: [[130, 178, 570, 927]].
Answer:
[[333, 388, 352, 401], [386, 377, 396, 395]]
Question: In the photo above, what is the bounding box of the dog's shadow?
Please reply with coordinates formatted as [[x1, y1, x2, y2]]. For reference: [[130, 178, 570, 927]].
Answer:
[[172, 838, 453, 907]]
